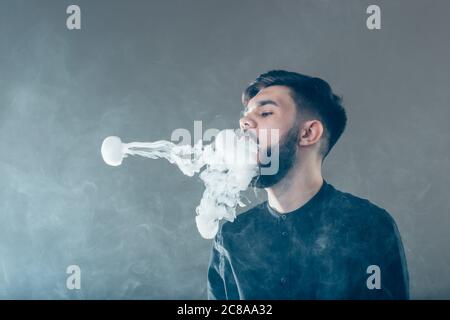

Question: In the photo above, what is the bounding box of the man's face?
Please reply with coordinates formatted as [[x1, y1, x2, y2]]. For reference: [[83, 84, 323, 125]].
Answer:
[[239, 85, 300, 188]]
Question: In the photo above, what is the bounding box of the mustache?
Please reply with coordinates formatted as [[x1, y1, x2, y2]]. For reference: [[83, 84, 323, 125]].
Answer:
[[241, 129, 259, 145]]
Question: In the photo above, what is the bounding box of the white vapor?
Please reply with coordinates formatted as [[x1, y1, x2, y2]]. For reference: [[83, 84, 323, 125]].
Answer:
[[101, 129, 258, 239]]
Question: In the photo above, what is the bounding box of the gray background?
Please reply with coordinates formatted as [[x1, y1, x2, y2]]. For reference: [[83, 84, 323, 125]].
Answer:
[[0, 0, 449, 299]]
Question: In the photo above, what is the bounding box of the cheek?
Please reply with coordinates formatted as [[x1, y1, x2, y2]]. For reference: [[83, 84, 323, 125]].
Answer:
[[257, 122, 285, 145], [255, 112, 294, 147], [256, 127, 282, 150]]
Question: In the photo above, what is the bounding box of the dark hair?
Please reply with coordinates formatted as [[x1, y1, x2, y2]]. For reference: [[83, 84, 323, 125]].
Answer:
[[242, 70, 347, 159]]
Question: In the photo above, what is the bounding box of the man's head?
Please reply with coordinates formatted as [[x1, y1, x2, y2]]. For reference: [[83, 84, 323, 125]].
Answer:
[[239, 70, 347, 188]]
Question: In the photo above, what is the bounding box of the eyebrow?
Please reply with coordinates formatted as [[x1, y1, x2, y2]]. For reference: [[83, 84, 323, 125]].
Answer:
[[257, 99, 279, 107], [244, 99, 279, 114]]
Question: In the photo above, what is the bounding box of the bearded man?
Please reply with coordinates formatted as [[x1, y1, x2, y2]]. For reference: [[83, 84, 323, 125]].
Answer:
[[207, 70, 409, 300]]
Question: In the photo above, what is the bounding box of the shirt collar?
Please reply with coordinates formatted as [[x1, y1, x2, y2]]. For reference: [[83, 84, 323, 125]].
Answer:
[[266, 179, 330, 220]]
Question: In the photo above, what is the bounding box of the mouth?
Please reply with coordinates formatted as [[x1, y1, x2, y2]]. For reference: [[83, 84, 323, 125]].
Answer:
[[239, 129, 259, 149]]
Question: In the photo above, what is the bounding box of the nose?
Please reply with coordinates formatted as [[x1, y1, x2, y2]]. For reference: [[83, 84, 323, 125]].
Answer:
[[239, 116, 256, 131]]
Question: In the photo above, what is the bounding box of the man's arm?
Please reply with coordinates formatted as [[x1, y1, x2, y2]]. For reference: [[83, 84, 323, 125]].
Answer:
[[352, 209, 410, 299], [206, 225, 242, 300], [207, 234, 227, 300], [376, 212, 410, 299]]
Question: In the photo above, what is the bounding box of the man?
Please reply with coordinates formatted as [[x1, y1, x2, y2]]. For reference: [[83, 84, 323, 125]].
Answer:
[[207, 70, 409, 300]]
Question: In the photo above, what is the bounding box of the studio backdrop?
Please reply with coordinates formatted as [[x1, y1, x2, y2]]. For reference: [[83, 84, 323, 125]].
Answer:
[[0, 0, 449, 299]]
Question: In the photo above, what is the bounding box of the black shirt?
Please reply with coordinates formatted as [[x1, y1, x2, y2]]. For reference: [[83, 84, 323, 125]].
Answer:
[[207, 180, 409, 300]]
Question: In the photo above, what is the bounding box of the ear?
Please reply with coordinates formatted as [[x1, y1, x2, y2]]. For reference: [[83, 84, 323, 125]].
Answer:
[[298, 120, 324, 147]]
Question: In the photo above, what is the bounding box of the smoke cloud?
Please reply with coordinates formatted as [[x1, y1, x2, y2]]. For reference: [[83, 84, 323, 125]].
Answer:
[[101, 129, 258, 239]]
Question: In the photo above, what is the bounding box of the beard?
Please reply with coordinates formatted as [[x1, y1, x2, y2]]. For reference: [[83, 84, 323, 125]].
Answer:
[[251, 122, 299, 188]]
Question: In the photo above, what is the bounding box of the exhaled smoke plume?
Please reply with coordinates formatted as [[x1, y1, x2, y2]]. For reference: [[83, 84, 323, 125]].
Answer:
[[101, 129, 258, 239]]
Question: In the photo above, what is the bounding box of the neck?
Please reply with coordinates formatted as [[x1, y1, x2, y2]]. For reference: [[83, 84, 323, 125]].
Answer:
[[266, 158, 323, 214]]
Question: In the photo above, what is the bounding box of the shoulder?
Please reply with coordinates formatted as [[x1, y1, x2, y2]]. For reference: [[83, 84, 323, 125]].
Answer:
[[327, 184, 397, 229], [322, 185, 404, 255], [216, 202, 266, 241]]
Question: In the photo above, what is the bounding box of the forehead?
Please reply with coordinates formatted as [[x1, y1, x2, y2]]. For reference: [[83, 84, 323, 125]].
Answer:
[[246, 85, 294, 108]]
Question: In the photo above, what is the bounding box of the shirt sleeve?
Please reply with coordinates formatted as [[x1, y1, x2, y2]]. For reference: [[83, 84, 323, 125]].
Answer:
[[207, 232, 227, 300], [206, 223, 243, 300], [378, 212, 410, 299], [351, 209, 410, 300]]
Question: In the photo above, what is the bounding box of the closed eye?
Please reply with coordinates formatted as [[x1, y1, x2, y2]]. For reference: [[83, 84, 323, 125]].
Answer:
[[261, 112, 273, 117]]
